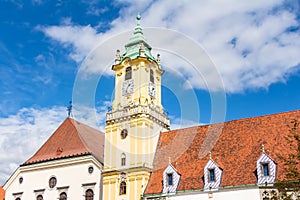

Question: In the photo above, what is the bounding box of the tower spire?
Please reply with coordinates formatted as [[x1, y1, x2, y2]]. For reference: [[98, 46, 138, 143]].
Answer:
[[120, 14, 156, 61]]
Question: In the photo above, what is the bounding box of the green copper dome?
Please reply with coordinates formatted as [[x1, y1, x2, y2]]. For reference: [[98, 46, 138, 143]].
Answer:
[[120, 15, 156, 61]]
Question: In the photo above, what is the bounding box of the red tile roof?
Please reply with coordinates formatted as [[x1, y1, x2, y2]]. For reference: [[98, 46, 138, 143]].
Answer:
[[144, 110, 300, 194], [0, 186, 4, 200], [24, 118, 104, 165]]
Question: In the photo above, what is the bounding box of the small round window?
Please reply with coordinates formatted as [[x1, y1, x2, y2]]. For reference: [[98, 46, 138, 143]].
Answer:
[[88, 166, 94, 174], [121, 129, 128, 139], [19, 177, 23, 184], [49, 177, 57, 188]]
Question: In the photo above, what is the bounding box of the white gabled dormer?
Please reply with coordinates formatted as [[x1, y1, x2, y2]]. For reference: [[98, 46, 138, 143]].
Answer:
[[256, 145, 277, 184], [204, 153, 223, 190], [162, 160, 180, 193]]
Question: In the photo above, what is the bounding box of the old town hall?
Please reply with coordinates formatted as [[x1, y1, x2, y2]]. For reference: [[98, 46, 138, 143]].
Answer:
[[2, 16, 300, 200]]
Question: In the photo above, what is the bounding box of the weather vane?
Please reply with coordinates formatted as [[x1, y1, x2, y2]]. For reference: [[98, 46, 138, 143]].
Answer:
[[67, 101, 72, 118]]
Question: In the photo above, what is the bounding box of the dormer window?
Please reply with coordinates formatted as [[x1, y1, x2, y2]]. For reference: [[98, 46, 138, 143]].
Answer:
[[204, 159, 222, 190], [208, 169, 215, 182], [167, 173, 173, 186], [256, 149, 277, 184], [125, 67, 132, 80], [162, 162, 180, 193]]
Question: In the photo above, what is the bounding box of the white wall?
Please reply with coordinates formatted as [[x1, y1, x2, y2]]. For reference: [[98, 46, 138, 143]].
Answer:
[[4, 156, 102, 200], [160, 188, 261, 200]]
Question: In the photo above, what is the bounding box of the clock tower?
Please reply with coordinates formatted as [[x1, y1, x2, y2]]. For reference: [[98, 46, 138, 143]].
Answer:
[[102, 15, 170, 200]]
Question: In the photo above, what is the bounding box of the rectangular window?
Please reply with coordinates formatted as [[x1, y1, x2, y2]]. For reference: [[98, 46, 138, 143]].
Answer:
[[121, 157, 125, 166], [262, 163, 269, 176], [209, 169, 215, 182], [167, 173, 173, 186]]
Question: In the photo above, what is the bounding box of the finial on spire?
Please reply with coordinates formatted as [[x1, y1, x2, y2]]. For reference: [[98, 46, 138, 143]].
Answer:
[[137, 13, 141, 21], [157, 54, 161, 65], [168, 157, 171, 163], [115, 49, 121, 64], [136, 13, 141, 26], [262, 144, 265, 153], [209, 151, 212, 159], [67, 101, 72, 118]]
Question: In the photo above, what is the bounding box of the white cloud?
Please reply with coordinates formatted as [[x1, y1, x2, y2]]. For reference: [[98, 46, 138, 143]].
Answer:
[[0, 104, 108, 185], [0, 107, 65, 185], [38, 0, 300, 93]]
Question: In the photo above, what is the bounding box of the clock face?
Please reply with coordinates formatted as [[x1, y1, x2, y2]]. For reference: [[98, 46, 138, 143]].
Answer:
[[122, 80, 134, 95], [148, 83, 156, 97]]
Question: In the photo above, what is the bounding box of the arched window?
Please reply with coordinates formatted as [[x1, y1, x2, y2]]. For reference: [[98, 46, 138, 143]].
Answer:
[[85, 189, 94, 200], [125, 67, 132, 80], [120, 181, 126, 195], [59, 192, 67, 200], [49, 176, 57, 188], [15, 198, 21, 200], [150, 69, 154, 83], [37, 195, 43, 200], [121, 153, 126, 166]]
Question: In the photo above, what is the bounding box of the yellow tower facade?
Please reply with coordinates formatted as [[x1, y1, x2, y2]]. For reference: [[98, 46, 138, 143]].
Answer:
[[103, 15, 170, 200]]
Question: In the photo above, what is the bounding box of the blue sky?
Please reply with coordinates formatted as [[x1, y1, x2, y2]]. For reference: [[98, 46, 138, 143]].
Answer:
[[1, 0, 300, 184]]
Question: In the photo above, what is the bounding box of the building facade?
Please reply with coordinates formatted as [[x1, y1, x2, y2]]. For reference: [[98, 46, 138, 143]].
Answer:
[[3, 118, 104, 200]]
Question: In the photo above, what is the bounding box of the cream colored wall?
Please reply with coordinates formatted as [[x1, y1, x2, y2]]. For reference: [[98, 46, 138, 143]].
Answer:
[[112, 58, 163, 110], [4, 156, 103, 200], [104, 57, 169, 200], [103, 170, 150, 200], [105, 117, 165, 170]]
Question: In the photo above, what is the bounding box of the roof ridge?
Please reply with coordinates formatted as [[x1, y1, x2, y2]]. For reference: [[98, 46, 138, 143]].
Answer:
[[165, 109, 300, 133]]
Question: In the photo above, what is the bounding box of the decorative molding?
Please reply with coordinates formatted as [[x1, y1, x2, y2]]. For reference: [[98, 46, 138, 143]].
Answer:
[[82, 182, 96, 187], [33, 189, 45, 193], [57, 186, 70, 190], [12, 192, 23, 196]]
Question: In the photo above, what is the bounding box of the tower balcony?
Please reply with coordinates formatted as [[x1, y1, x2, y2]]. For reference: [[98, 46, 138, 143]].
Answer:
[[106, 105, 170, 129]]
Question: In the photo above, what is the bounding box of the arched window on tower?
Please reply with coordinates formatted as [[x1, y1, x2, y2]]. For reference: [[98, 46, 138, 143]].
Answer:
[[150, 69, 154, 83], [37, 195, 43, 200], [125, 67, 132, 80], [121, 153, 126, 166], [59, 192, 67, 200], [120, 181, 126, 195], [85, 189, 94, 200]]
